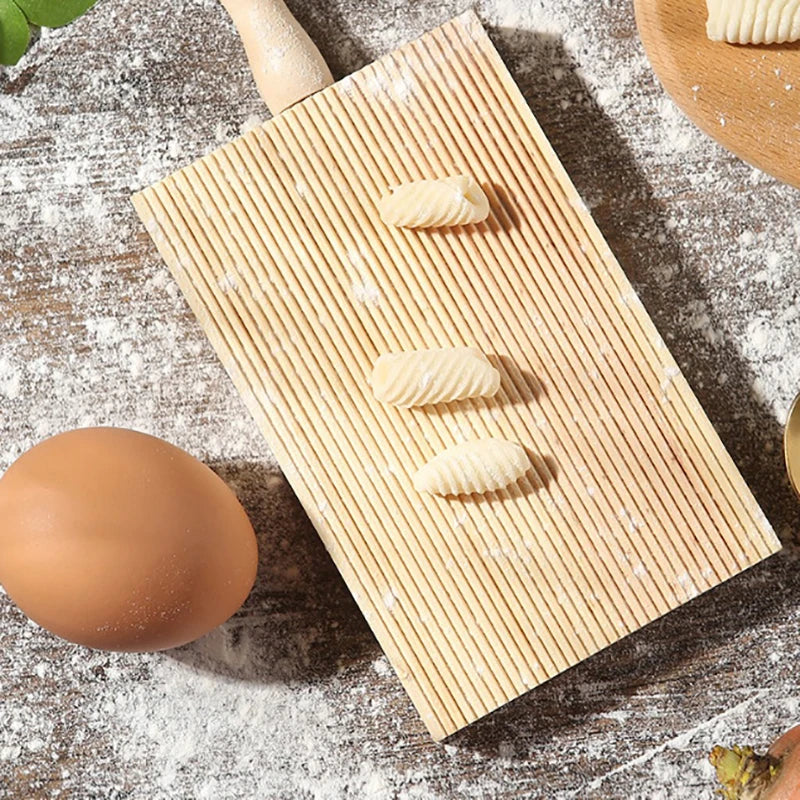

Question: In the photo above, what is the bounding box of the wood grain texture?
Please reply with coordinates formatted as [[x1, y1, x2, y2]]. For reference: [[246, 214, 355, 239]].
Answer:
[[133, 11, 780, 740], [635, 0, 800, 189], [3, 0, 800, 796]]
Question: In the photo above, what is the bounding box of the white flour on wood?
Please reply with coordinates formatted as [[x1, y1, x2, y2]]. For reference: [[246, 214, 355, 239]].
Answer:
[[1, 0, 800, 797]]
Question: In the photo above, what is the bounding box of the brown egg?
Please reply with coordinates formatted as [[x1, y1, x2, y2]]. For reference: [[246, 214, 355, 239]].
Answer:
[[0, 427, 258, 652]]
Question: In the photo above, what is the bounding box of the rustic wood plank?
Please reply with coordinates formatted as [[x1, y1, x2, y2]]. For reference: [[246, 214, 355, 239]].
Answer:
[[1, 0, 799, 796]]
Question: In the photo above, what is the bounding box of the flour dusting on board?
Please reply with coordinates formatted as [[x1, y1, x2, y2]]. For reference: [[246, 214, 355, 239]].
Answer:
[[1, 0, 800, 797], [351, 279, 382, 306]]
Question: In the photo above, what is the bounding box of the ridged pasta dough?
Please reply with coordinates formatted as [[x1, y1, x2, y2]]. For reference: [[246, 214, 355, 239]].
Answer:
[[378, 175, 490, 228], [371, 347, 501, 408], [413, 439, 530, 496], [706, 0, 800, 43]]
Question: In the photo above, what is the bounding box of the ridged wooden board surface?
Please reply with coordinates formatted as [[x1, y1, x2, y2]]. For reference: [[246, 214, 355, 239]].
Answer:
[[132, 11, 781, 740]]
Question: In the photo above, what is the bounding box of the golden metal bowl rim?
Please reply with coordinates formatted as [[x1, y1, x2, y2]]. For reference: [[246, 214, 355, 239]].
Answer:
[[784, 391, 800, 499]]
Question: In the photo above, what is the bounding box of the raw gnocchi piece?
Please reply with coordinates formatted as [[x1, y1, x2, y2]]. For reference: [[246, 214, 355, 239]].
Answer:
[[372, 347, 500, 408], [377, 175, 490, 228], [706, 0, 800, 43], [413, 439, 530, 496]]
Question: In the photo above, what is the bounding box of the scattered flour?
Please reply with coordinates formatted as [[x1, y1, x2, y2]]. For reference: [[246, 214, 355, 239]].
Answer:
[[351, 279, 382, 306], [382, 589, 398, 611], [1, 0, 799, 797]]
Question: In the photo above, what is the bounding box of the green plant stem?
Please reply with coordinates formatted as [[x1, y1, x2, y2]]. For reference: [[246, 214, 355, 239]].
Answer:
[[710, 745, 780, 800]]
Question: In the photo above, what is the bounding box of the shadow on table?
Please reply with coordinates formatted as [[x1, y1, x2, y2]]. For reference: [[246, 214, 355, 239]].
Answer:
[[446, 25, 800, 756], [166, 459, 378, 685]]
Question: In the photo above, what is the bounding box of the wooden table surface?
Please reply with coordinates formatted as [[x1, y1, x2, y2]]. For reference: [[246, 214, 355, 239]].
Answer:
[[2, 1, 799, 797]]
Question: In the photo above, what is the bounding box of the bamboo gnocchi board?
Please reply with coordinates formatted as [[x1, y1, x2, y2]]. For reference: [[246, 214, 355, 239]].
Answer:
[[132, 11, 781, 740], [635, 0, 800, 189]]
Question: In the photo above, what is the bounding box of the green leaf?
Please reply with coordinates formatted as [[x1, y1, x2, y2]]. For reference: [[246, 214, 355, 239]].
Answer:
[[0, 0, 29, 65], [13, 0, 97, 28]]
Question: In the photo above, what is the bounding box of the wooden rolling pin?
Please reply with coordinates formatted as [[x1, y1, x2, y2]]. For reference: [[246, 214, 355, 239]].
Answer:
[[219, 0, 334, 115]]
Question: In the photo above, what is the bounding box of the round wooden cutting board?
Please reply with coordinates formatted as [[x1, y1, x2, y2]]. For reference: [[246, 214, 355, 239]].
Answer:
[[634, 0, 800, 188]]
